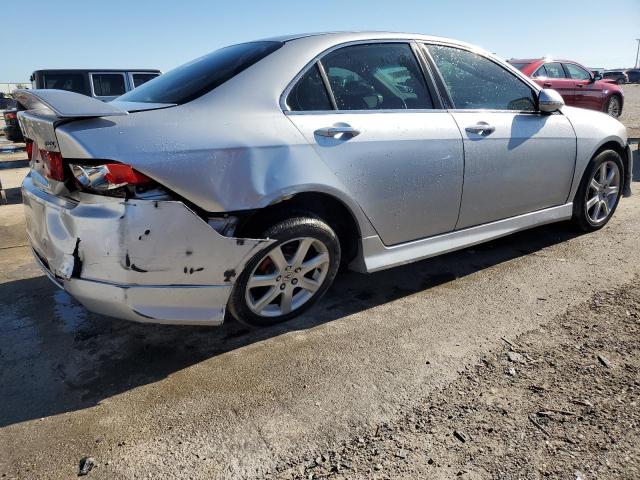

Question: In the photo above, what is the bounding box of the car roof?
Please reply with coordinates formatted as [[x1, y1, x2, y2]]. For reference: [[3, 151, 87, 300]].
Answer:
[[260, 31, 478, 49], [508, 58, 543, 64], [32, 69, 161, 74], [509, 58, 588, 65]]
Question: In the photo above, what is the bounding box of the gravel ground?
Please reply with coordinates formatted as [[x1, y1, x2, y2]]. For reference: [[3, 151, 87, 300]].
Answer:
[[269, 279, 640, 479], [0, 88, 638, 480], [619, 84, 640, 139]]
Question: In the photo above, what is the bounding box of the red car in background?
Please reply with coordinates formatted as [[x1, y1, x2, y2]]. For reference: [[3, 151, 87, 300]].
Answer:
[[508, 59, 624, 118]]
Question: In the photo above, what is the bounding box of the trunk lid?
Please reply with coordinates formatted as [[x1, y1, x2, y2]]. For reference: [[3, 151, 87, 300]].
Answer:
[[14, 89, 172, 194]]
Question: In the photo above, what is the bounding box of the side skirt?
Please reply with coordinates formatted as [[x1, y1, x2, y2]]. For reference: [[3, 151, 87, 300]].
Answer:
[[354, 203, 574, 273]]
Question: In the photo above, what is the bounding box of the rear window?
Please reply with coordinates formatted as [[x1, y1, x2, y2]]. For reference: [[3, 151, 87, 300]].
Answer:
[[42, 73, 85, 93], [118, 41, 283, 104]]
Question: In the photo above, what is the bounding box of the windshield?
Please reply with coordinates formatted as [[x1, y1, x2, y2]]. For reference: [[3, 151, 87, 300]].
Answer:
[[118, 41, 283, 104]]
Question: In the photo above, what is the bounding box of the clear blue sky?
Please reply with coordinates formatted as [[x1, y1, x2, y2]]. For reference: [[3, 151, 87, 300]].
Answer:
[[4, 0, 639, 81]]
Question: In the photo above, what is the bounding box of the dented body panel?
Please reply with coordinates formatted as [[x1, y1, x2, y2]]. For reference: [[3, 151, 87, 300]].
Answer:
[[22, 175, 273, 324]]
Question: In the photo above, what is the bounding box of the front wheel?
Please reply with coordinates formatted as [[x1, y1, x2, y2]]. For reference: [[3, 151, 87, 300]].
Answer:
[[228, 217, 341, 327], [571, 149, 623, 232], [605, 96, 621, 118]]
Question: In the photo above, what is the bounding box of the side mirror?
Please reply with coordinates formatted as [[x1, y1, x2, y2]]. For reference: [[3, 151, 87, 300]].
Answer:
[[592, 73, 602, 82], [538, 88, 565, 113]]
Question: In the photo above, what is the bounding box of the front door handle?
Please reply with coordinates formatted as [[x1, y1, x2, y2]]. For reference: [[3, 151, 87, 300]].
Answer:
[[465, 122, 495, 136], [543, 82, 553, 87], [314, 126, 360, 138]]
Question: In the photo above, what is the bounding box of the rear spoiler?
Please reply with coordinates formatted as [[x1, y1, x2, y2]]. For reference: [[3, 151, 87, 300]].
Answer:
[[13, 89, 128, 118]]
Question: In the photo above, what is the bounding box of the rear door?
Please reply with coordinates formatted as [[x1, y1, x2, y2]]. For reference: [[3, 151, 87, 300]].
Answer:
[[564, 63, 601, 111], [285, 42, 464, 245], [424, 44, 577, 228], [532, 62, 576, 104]]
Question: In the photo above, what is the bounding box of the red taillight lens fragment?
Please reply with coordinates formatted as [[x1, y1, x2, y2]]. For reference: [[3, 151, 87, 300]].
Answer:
[[25, 141, 34, 161], [39, 149, 65, 182], [69, 162, 153, 193], [103, 163, 152, 186], [5, 112, 16, 120]]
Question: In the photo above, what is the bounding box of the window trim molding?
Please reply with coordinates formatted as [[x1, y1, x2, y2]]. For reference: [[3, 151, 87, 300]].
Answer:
[[316, 61, 337, 110]]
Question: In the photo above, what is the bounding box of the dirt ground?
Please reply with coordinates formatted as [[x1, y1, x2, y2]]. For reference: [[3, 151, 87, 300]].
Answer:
[[269, 280, 640, 479], [0, 91, 639, 479], [619, 84, 640, 138]]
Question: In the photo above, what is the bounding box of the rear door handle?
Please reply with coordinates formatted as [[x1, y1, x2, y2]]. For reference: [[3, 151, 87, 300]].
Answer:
[[465, 122, 495, 136], [543, 82, 553, 87], [314, 126, 360, 138]]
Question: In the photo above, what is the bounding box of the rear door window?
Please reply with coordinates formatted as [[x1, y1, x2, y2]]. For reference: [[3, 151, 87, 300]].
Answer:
[[91, 73, 126, 97], [539, 63, 566, 79], [286, 64, 332, 111], [320, 43, 433, 110], [42, 73, 86, 93], [131, 73, 160, 88]]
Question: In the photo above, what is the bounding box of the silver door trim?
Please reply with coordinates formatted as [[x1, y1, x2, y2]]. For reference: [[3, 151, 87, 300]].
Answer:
[[285, 108, 450, 116]]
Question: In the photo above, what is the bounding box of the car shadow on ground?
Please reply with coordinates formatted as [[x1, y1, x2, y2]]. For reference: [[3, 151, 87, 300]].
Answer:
[[0, 220, 590, 428]]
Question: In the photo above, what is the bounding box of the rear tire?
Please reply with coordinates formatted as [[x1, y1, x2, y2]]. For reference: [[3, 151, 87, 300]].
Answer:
[[571, 149, 623, 232], [228, 217, 340, 327]]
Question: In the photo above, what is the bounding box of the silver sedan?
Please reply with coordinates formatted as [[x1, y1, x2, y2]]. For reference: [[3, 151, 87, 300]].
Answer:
[[17, 32, 632, 327]]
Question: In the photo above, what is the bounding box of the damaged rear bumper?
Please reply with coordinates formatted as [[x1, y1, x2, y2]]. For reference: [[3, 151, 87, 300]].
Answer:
[[22, 174, 273, 325]]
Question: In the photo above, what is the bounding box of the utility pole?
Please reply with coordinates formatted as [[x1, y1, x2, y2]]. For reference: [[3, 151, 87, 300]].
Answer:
[[636, 38, 640, 68]]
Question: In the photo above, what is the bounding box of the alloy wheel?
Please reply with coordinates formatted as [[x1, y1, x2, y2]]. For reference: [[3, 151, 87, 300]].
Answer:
[[585, 160, 620, 224], [607, 97, 621, 117], [245, 237, 330, 317]]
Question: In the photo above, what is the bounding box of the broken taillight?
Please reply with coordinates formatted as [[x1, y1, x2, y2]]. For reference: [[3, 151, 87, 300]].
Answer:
[[25, 140, 34, 161], [69, 162, 153, 193], [39, 149, 65, 182]]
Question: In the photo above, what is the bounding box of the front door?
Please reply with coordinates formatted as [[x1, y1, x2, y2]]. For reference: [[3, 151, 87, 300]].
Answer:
[[425, 44, 577, 228], [564, 63, 602, 111], [532, 62, 577, 105], [284, 42, 464, 246]]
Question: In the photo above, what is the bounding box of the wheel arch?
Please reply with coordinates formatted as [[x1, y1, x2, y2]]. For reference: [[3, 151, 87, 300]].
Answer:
[[569, 134, 631, 201], [235, 190, 366, 266]]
